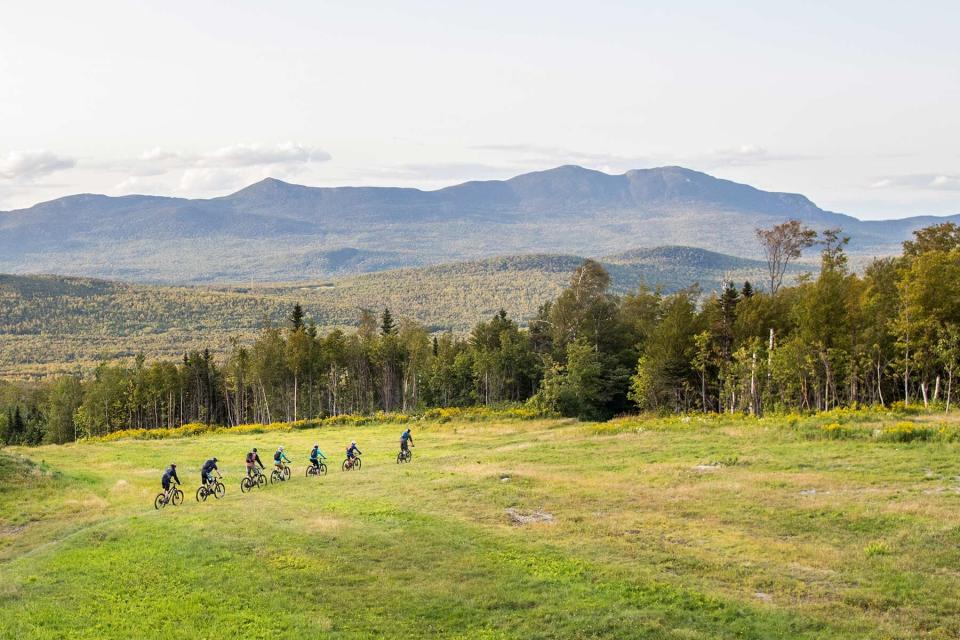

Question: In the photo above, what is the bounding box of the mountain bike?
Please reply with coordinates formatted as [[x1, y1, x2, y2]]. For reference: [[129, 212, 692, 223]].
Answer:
[[305, 460, 328, 477], [396, 446, 413, 464], [196, 473, 225, 502], [154, 482, 183, 510], [342, 455, 362, 471], [271, 463, 292, 484], [241, 467, 267, 493]]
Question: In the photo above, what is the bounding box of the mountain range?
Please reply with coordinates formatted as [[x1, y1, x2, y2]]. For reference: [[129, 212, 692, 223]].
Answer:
[[1, 165, 953, 283]]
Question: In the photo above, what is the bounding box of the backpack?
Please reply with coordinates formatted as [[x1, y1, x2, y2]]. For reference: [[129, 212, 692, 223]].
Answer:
[[246, 452, 254, 464], [274, 451, 281, 462]]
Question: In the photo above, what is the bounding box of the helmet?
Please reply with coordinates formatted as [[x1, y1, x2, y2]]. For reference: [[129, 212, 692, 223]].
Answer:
[[170, 463, 177, 468], [212, 457, 218, 463], [351, 440, 357, 445], [314, 444, 319, 448], [278, 446, 284, 451], [252, 447, 257, 452]]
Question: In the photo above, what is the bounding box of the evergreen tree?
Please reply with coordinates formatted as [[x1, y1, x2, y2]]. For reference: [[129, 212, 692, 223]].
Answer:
[[381, 307, 396, 336], [10, 407, 25, 445], [288, 303, 306, 331], [741, 281, 754, 298]]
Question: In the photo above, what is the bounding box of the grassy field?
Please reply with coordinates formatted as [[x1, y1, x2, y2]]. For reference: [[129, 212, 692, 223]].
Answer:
[[2, 412, 960, 639]]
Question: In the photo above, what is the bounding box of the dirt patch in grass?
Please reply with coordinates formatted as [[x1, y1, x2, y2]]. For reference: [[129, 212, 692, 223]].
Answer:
[[505, 508, 555, 525], [307, 515, 346, 533]]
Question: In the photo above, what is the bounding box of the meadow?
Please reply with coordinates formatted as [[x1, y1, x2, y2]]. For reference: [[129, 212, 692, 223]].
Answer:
[[2, 410, 959, 639]]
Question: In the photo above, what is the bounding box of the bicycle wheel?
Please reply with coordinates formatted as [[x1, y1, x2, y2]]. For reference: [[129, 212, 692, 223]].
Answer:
[[241, 477, 252, 493], [319, 462, 327, 475], [271, 469, 281, 484], [397, 452, 402, 464], [154, 493, 166, 510], [341, 459, 349, 471], [196, 487, 207, 502], [172, 489, 184, 506], [214, 482, 225, 499], [256, 474, 266, 489], [355, 458, 362, 470], [406, 451, 413, 463], [282, 466, 291, 481]]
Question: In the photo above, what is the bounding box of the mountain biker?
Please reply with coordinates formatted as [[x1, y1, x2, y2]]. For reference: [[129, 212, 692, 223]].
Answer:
[[161, 463, 180, 495], [400, 428, 413, 453], [201, 457, 219, 486], [274, 446, 291, 469], [309, 444, 326, 470], [345, 441, 361, 467], [246, 447, 264, 477]]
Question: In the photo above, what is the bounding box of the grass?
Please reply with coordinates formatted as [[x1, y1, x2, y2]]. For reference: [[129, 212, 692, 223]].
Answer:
[[2, 413, 960, 638]]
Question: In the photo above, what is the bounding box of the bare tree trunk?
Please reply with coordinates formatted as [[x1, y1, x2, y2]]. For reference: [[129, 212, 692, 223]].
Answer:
[[946, 368, 953, 413], [904, 339, 910, 404], [259, 380, 271, 424], [700, 371, 707, 412], [876, 359, 885, 407]]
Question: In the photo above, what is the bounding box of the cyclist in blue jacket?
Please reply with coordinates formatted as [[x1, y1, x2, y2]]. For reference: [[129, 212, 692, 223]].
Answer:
[[309, 444, 326, 470]]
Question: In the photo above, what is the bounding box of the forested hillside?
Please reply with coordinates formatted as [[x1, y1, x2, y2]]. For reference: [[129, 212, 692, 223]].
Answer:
[[0, 247, 776, 377], [3, 221, 960, 445]]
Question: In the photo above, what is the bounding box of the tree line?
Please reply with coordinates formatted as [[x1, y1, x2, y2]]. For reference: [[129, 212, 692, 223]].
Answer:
[[3, 221, 960, 445]]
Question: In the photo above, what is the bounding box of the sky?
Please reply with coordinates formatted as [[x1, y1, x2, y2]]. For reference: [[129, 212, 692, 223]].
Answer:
[[0, 0, 958, 219]]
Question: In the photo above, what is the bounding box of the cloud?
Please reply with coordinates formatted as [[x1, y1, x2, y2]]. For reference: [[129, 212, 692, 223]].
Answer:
[[0, 150, 76, 181], [369, 162, 514, 182], [705, 144, 770, 165], [473, 143, 649, 173], [870, 173, 960, 191], [112, 175, 174, 196], [198, 142, 330, 168], [475, 142, 808, 174], [695, 145, 810, 169], [107, 142, 332, 194], [178, 168, 250, 193], [115, 142, 330, 175]]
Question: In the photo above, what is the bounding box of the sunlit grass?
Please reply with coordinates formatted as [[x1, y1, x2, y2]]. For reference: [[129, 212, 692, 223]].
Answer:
[[2, 414, 960, 638]]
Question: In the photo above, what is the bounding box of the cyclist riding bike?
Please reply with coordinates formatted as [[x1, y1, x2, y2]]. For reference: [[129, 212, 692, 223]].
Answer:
[[201, 457, 219, 486], [309, 444, 326, 470], [161, 463, 180, 500], [400, 428, 414, 453], [246, 448, 264, 477], [274, 446, 291, 469], [345, 441, 362, 467]]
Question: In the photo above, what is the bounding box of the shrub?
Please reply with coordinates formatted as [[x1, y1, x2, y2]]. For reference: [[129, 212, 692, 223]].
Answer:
[[818, 422, 849, 440], [877, 421, 934, 443], [89, 406, 550, 442], [888, 401, 922, 416]]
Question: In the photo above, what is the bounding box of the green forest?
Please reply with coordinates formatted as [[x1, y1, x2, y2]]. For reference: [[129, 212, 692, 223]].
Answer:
[[0, 249, 774, 377], [3, 221, 958, 445]]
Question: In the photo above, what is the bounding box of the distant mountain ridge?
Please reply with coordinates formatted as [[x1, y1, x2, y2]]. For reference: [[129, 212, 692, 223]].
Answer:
[[0, 165, 952, 283]]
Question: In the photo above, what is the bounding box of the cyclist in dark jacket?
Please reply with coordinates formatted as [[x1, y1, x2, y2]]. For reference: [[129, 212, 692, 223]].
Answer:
[[201, 457, 218, 485], [161, 463, 180, 491], [346, 441, 361, 460], [245, 448, 264, 477]]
